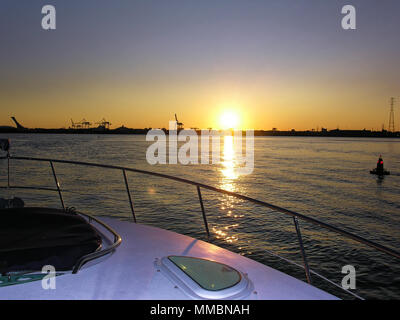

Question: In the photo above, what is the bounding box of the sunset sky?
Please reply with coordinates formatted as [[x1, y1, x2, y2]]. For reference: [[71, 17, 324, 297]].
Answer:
[[1, 0, 399, 130]]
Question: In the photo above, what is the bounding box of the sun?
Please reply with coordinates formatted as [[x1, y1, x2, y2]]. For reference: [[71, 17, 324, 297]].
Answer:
[[219, 111, 240, 129]]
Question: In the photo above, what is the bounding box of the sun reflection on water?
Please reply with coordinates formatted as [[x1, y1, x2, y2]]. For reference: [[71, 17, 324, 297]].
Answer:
[[221, 135, 238, 184], [213, 135, 245, 245]]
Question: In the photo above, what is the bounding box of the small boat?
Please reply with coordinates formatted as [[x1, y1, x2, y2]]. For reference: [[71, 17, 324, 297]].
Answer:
[[370, 168, 390, 175]]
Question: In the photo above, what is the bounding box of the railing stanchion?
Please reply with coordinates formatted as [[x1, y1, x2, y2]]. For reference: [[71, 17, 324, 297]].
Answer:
[[7, 151, 10, 188], [293, 216, 312, 284], [197, 186, 210, 240], [123, 169, 136, 223], [49, 161, 65, 210]]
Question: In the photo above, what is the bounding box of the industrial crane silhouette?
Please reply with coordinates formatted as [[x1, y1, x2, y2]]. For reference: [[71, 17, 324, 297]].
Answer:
[[70, 119, 91, 129], [174, 114, 183, 131], [11, 117, 25, 129], [95, 118, 111, 130], [70, 119, 79, 129], [80, 119, 91, 129]]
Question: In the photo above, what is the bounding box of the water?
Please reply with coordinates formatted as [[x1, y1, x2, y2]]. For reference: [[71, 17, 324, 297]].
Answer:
[[1, 133, 399, 299]]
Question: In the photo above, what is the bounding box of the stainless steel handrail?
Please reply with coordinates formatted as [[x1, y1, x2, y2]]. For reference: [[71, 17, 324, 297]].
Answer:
[[2, 155, 400, 289], [72, 210, 122, 273]]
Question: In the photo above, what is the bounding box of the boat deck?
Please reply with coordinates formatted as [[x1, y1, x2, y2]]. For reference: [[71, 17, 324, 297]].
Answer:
[[1, 216, 337, 300]]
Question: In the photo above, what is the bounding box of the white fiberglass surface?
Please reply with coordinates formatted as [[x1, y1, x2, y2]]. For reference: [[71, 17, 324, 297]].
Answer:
[[0, 217, 338, 300]]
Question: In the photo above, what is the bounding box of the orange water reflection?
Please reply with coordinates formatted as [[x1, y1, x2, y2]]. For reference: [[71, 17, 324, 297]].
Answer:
[[213, 135, 244, 244], [221, 135, 238, 184]]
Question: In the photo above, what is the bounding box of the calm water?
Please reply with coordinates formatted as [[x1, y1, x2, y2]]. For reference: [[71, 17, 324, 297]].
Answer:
[[1, 133, 399, 299]]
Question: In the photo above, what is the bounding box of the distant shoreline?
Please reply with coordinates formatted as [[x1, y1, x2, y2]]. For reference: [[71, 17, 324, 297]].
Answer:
[[0, 128, 399, 138]]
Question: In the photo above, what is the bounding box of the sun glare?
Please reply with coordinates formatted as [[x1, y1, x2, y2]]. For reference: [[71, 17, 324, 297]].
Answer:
[[219, 111, 240, 129]]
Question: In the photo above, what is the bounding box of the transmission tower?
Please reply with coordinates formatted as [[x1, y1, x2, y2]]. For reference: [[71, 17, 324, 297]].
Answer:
[[388, 97, 395, 132]]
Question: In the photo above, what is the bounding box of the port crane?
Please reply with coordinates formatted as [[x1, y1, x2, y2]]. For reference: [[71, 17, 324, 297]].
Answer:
[[174, 114, 183, 131], [11, 117, 26, 129], [95, 118, 111, 130], [70, 119, 79, 129], [70, 119, 91, 129], [80, 119, 91, 129]]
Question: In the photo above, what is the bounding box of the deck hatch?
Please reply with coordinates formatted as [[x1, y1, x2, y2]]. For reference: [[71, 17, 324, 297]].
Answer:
[[168, 256, 241, 291], [155, 255, 254, 299]]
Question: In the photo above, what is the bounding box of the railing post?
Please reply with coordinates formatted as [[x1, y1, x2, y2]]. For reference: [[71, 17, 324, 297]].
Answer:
[[7, 151, 10, 188], [293, 216, 312, 284], [197, 186, 210, 240], [49, 161, 65, 210], [123, 169, 136, 223]]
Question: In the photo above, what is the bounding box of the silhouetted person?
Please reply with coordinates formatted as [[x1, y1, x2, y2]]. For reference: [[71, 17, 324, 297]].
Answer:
[[377, 155, 384, 175]]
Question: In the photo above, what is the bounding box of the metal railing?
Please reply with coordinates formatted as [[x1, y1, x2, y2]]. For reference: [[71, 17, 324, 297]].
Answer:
[[71, 209, 122, 274], [1, 152, 123, 275], [1, 154, 400, 298]]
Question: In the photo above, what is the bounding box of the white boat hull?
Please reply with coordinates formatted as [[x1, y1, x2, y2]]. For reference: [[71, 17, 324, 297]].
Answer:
[[1, 216, 338, 300]]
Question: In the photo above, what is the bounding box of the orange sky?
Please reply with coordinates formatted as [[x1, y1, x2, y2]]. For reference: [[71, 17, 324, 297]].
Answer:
[[2, 74, 397, 131], [1, 1, 399, 131]]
